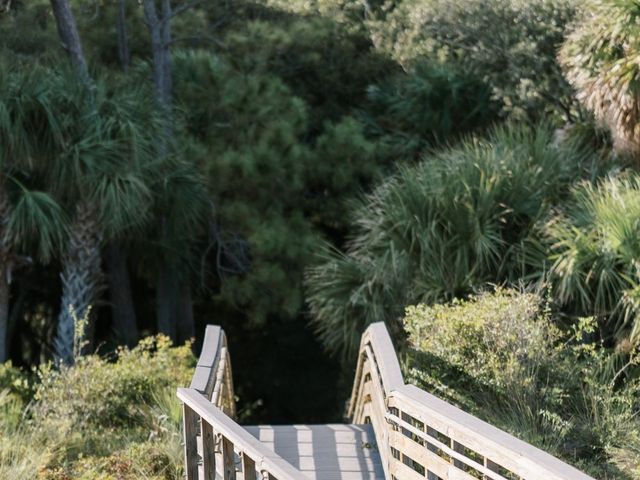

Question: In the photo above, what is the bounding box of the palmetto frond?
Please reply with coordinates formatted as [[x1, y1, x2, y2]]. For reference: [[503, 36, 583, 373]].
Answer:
[[5, 186, 68, 263], [306, 124, 596, 359], [544, 174, 640, 341]]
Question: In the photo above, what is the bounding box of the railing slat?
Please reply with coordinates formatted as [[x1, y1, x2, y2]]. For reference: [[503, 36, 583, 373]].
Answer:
[[201, 419, 216, 480], [241, 454, 256, 480], [222, 436, 236, 480], [183, 403, 200, 480]]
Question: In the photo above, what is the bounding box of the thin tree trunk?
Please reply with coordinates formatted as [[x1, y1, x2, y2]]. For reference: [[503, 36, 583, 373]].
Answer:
[[176, 282, 194, 344], [0, 267, 9, 363], [0, 184, 12, 363], [49, 0, 91, 85], [116, 0, 130, 73], [143, 0, 179, 339], [55, 201, 103, 365], [106, 242, 138, 347], [156, 265, 178, 342]]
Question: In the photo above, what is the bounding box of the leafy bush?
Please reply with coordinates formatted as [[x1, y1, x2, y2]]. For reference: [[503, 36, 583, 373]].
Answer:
[[542, 174, 640, 343], [0, 336, 193, 479], [306, 124, 594, 359], [404, 289, 640, 478], [369, 0, 580, 122]]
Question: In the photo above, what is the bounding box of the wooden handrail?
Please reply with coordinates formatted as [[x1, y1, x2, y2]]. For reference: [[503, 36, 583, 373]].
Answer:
[[189, 325, 236, 418], [179, 325, 309, 480], [178, 388, 310, 480], [349, 322, 595, 480]]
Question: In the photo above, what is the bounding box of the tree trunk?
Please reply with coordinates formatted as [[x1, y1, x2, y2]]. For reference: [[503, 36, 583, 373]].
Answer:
[[0, 184, 12, 363], [49, 0, 91, 85], [0, 266, 9, 363], [142, 0, 173, 139], [116, 0, 130, 73], [156, 264, 178, 342], [143, 0, 181, 338], [105, 242, 138, 347], [176, 282, 194, 344], [54, 201, 103, 365]]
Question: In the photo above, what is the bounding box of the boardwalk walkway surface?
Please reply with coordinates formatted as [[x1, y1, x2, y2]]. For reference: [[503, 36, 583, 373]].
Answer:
[[244, 424, 384, 480], [179, 323, 596, 480]]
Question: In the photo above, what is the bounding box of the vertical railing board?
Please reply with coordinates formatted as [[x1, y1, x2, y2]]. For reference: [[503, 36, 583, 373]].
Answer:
[[201, 420, 216, 480], [183, 403, 200, 480], [222, 436, 236, 480], [242, 455, 256, 480]]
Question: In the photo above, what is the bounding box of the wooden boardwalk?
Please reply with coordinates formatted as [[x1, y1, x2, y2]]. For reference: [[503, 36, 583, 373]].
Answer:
[[244, 424, 384, 480], [179, 323, 596, 480]]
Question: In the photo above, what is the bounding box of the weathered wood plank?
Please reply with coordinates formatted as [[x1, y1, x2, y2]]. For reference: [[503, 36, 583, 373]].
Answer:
[[201, 419, 216, 480], [222, 436, 236, 480], [242, 454, 256, 480], [244, 424, 384, 480], [183, 403, 199, 480]]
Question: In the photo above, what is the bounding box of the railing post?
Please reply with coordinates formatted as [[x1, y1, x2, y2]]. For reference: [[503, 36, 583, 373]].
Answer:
[[201, 419, 216, 480], [222, 436, 236, 479], [183, 403, 199, 480]]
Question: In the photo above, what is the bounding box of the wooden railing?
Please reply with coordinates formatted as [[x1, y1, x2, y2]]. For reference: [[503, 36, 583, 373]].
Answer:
[[349, 322, 596, 480], [179, 325, 309, 480]]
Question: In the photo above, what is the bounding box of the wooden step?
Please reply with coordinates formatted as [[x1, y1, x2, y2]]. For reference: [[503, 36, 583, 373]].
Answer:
[[243, 424, 384, 480]]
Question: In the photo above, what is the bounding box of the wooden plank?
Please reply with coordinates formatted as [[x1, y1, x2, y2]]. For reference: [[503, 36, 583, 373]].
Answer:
[[183, 403, 199, 480], [222, 436, 236, 480], [244, 424, 384, 480], [242, 454, 256, 480], [201, 419, 216, 480]]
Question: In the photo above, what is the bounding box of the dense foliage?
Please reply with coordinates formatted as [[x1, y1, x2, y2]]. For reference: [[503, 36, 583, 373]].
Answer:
[[404, 289, 640, 478], [306, 125, 595, 359], [369, 0, 581, 122]]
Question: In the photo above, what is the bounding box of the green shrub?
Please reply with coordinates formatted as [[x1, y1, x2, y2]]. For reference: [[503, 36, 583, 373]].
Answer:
[[404, 289, 640, 478], [0, 336, 192, 479], [542, 174, 640, 343], [306, 124, 594, 359], [370, 0, 580, 122]]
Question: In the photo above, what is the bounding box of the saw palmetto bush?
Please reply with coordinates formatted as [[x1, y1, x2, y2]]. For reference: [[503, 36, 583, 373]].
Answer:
[[306, 124, 595, 360], [359, 61, 498, 158], [560, 0, 640, 157], [543, 174, 640, 343]]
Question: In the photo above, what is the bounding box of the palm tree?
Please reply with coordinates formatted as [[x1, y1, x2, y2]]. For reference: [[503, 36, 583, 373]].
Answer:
[[0, 64, 68, 362], [559, 0, 640, 156], [44, 70, 159, 364]]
